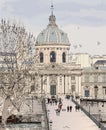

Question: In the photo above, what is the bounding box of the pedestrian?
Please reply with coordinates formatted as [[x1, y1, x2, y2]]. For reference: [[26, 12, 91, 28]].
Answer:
[[59, 98, 62, 104], [56, 109, 60, 116], [67, 106, 69, 112], [52, 100, 55, 105], [49, 99, 52, 105], [47, 98, 50, 104], [55, 99, 57, 105], [69, 106, 72, 112], [77, 105, 80, 111], [75, 105, 77, 111], [59, 103, 63, 110]]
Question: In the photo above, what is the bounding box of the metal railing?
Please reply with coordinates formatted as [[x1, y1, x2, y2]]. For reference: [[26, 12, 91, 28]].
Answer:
[[42, 98, 50, 130], [72, 98, 106, 130]]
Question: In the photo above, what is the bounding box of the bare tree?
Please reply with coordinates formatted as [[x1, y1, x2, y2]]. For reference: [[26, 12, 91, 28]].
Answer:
[[0, 19, 36, 127]]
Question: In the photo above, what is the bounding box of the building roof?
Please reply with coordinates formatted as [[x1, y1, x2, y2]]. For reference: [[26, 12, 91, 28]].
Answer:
[[0, 52, 16, 56], [36, 9, 69, 45], [94, 60, 106, 65]]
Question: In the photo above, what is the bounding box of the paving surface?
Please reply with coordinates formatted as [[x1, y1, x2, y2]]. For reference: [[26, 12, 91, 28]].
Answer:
[[46, 96, 101, 130]]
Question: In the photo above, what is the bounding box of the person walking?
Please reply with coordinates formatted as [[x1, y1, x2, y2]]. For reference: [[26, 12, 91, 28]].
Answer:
[[55, 99, 57, 105], [77, 105, 80, 111], [67, 106, 69, 112], [49, 99, 52, 105], [75, 105, 78, 111], [58, 102, 63, 111], [69, 106, 72, 112]]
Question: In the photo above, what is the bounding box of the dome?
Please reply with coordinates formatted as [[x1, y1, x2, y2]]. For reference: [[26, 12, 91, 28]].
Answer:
[[36, 14, 69, 45]]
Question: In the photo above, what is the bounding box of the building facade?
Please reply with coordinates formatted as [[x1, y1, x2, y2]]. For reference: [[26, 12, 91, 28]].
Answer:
[[81, 61, 106, 99], [34, 10, 82, 98], [0, 9, 106, 100]]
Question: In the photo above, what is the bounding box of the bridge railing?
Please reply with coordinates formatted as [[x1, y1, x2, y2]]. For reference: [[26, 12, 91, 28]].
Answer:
[[72, 98, 106, 130], [42, 98, 50, 130]]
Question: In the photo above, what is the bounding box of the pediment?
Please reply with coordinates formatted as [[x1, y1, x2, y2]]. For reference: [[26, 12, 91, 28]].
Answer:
[[33, 63, 81, 75], [43, 63, 68, 71]]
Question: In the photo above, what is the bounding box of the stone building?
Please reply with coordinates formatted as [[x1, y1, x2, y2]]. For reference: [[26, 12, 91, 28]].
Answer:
[[33, 8, 82, 98], [81, 61, 106, 99], [1, 6, 106, 100]]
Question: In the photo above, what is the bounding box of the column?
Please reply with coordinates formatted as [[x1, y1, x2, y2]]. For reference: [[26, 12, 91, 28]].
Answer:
[[69, 75, 71, 94], [61, 75, 64, 94], [47, 75, 50, 95]]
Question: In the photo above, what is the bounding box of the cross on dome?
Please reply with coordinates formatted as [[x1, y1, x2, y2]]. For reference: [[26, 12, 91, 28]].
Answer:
[[48, 2, 57, 27], [51, 1, 54, 15]]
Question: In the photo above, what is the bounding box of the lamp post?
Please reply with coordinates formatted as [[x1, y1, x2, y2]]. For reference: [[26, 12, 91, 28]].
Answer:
[[88, 102, 90, 117], [49, 120, 53, 130], [32, 95, 34, 113], [41, 75, 43, 101], [98, 109, 101, 128]]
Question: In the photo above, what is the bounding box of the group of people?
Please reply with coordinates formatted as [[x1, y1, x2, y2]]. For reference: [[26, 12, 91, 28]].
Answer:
[[66, 105, 72, 112], [47, 96, 80, 116], [67, 105, 80, 112], [47, 97, 58, 105], [55, 98, 63, 115]]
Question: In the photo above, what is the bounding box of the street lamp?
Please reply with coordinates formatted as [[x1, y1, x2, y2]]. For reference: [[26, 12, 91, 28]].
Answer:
[[88, 102, 90, 117], [98, 109, 101, 128], [41, 75, 43, 101], [31, 95, 34, 113], [49, 120, 53, 130]]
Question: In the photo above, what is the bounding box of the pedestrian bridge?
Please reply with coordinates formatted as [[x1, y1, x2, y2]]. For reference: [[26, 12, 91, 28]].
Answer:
[[46, 96, 101, 130]]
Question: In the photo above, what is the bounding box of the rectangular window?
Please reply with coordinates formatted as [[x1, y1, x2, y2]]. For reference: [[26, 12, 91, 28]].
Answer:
[[94, 74, 98, 83], [84, 74, 89, 82], [50, 85, 56, 95], [103, 86, 106, 95], [71, 75, 75, 80], [84, 90, 89, 97], [71, 85, 75, 92], [102, 74, 106, 82]]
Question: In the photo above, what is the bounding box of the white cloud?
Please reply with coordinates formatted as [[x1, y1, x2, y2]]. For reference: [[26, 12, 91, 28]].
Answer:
[[54, 0, 104, 6], [0, 0, 5, 9], [0, 0, 106, 55], [70, 9, 106, 20], [71, 0, 102, 6], [63, 24, 106, 55]]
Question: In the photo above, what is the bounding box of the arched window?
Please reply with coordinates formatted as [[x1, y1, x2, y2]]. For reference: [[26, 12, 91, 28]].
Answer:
[[62, 52, 66, 63], [40, 52, 43, 63], [50, 51, 56, 62]]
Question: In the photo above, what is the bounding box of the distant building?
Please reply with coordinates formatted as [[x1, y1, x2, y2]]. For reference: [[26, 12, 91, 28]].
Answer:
[[82, 63, 106, 99], [91, 55, 106, 65], [72, 53, 91, 68], [0, 52, 16, 71]]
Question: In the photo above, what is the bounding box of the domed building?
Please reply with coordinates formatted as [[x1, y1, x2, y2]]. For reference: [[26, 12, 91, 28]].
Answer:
[[36, 10, 70, 64], [33, 6, 82, 98]]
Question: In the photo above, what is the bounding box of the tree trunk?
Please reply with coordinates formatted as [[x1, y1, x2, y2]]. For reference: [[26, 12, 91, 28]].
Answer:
[[2, 97, 12, 126]]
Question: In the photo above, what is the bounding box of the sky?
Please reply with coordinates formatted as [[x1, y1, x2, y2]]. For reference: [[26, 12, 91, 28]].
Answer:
[[0, 0, 106, 56]]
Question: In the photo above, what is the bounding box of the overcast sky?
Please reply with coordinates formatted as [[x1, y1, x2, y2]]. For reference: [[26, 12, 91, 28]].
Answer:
[[0, 0, 106, 56]]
